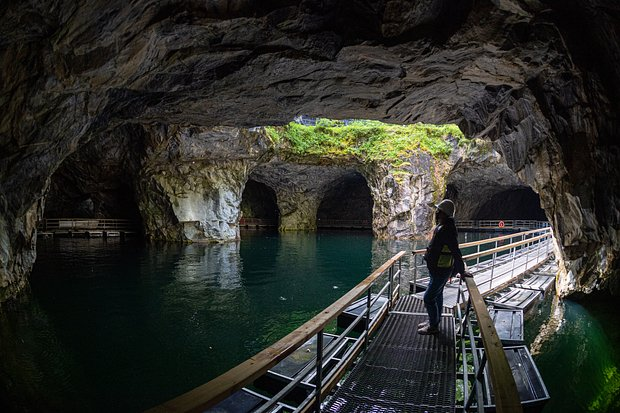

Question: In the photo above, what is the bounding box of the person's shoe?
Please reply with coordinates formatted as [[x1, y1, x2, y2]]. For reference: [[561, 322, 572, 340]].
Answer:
[[417, 321, 430, 328], [417, 324, 440, 335]]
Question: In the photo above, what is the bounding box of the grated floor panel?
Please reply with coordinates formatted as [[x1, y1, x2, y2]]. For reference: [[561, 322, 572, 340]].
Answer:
[[323, 298, 455, 413]]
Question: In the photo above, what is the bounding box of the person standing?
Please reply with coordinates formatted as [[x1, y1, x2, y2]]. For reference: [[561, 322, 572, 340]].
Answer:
[[418, 199, 470, 335]]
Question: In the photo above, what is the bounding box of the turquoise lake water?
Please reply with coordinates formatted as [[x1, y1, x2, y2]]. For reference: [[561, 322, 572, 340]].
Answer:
[[0, 231, 618, 412]]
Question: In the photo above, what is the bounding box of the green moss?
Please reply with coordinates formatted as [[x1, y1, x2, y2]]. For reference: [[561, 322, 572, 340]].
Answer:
[[266, 119, 466, 161]]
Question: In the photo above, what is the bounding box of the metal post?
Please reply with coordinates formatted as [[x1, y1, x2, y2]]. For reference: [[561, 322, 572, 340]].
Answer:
[[388, 266, 393, 310], [315, 330, 324, 413], [511, 243, 517, 280], [412, 254, 418, 295], [364, 289, 371, 350], [524, 236, 531, 272], [489, 251, 496, 290]]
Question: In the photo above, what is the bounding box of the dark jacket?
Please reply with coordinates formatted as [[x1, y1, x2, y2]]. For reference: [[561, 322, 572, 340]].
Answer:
[[424, 218, 465, 275]]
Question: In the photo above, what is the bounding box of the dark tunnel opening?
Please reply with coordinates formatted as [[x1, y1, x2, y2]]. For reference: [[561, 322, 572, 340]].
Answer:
[[317, 172, 373, 230], [240, 179, 279, 228], [473, 187, 547, 221]]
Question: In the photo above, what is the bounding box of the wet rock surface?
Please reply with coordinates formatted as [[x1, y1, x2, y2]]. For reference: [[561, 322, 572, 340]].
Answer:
[[1, 0, 620, 299]]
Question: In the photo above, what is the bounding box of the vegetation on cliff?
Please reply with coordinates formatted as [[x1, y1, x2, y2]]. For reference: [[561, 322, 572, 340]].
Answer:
[[264, 119, 468, 161]]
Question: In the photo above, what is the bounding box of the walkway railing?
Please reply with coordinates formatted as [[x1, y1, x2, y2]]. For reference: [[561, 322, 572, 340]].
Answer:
[[37, 218, 136, 232], [239, 217, 278, 228], [412, 227, 554, 297], [455, 277, 523, 413], [456, 220, 549, 230], [316, 219, 372, 229], [147, 251, 406, 413]]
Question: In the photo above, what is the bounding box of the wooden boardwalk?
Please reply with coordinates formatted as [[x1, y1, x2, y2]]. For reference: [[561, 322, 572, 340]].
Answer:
[[37, 218, 137, 238]]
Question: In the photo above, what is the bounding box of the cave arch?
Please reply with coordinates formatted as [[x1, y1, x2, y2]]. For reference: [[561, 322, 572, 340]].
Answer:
[[473, 187, 546, 220], [239, 179, 279, 228], [444, 158, 549, 223], [317, 172, 373, 230], [42, 128, 144, 225]]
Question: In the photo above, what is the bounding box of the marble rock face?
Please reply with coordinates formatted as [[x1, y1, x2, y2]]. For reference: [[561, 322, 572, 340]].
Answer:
[[1, 0, 620, 299]]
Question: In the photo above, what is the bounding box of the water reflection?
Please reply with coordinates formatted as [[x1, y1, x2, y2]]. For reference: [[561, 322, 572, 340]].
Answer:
[[0, 233, 378, 412]]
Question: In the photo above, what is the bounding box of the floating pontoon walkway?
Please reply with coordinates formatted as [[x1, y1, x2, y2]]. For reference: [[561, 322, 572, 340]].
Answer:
[[324, 296, 455, 413]]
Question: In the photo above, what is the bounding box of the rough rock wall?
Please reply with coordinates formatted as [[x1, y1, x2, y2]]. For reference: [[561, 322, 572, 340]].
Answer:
[[137, 126, 267, 241], [136, 126, 458, 241], [1, 0, 620, 298]]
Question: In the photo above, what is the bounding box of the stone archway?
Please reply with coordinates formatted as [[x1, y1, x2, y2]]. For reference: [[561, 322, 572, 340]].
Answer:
[[317, 172, 373, 229], [444, 151, 548, 222], [43, 127, 143, 223], [472, 187, 546, 221], [240, 179, 280, 226]]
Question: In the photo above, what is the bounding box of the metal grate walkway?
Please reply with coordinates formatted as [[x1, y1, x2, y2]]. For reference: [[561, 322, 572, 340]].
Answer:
[[323, 296, 455, 413]]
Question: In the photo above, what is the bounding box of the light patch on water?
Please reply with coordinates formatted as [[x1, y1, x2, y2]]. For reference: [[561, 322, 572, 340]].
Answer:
[[530, 295, 565, 356]]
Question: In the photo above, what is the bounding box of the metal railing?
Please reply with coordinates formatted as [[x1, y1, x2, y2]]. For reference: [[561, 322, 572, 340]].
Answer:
[[454, 277, 523, 413], [37, 218, 136, 231], [146, 251, 406, 413], [456, 220, 549, 230], [316, 219, 372, 229], [239, 217, 278, 227], [412, 228, 554, 296]]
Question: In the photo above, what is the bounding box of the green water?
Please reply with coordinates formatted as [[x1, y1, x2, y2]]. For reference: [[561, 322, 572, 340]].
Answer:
[[0, 231, 390, 412], [526, 295, 620, 413], [1, 231, 618, 412]]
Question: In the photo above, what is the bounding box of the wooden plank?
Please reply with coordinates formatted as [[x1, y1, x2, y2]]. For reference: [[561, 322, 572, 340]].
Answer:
[[464, 277, 523, 413]]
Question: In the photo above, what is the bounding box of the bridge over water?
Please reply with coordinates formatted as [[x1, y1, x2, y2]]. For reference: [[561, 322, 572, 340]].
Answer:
[[147, 227, 555, 413]]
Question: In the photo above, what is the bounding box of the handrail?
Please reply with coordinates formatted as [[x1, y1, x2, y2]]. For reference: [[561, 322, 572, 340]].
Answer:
[[412, 227, 551, 255], [456, 220, 549, 230], [317, 219, 371, 226], [37, 218, 136, 231], [411, 228, 552, 293], [461, 276, 523, 413], [146, 251, 407, 413], [461, 232, 548, 262]]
